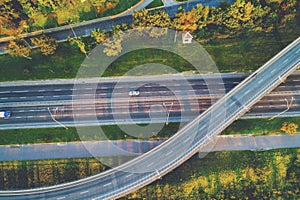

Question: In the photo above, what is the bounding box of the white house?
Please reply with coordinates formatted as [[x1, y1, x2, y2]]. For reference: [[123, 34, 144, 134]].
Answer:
[[182, 31, 193, 44]]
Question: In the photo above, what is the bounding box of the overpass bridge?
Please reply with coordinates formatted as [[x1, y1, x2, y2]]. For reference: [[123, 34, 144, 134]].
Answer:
[[0, 37, 299, 199]]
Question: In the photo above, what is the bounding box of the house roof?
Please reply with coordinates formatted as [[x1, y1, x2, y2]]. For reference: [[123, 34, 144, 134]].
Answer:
[[182, 31, 193, 39]]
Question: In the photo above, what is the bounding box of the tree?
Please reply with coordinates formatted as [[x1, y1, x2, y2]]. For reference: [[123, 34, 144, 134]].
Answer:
[[132, 9, 170, 37], [31, 34, 58, 55], [103, 34, 123, 56], [264, 0, 298, 27], [216, 0, 254, 33], [7, 39, 31, 59], [112, 24, 129, 35], [173, 7, 199, 32], [132, 9, 149, 28], [281, 122, 298, 135], [0, 0, 27, 35], [193, 4, 211, 29], [68, 36, 88, 57], [91, 28, 107, 44]]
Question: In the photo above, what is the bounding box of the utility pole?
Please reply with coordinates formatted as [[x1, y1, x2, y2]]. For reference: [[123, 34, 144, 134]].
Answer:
[[68, 20, 77, 38], [163, 102, 174, 126], [269, 97, 294, 120], [48, 107, 68, 129]]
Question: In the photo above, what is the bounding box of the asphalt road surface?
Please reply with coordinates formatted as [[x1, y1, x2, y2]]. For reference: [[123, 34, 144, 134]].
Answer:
[[1, 73, 300, 129], [0, 134, 299, 161]]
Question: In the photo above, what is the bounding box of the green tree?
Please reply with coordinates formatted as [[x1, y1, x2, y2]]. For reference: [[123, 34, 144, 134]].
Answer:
[[31, 34, 58, 56], [7, 39, 31, 59], [264, 0, 297, 27], [281, 122, 298, 135]]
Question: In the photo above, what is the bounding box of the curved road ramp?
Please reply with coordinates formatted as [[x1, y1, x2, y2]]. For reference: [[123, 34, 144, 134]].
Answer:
[[0, 37, 299, 199]]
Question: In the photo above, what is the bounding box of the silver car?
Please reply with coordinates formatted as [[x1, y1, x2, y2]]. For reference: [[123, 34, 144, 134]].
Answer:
[[129, 90, 140, 97]]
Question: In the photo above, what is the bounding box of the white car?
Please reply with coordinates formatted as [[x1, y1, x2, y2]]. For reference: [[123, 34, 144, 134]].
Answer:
[[129, 90, 140, 97]]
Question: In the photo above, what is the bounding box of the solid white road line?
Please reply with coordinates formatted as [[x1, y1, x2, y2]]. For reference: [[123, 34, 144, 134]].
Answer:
[[183, 137, 190, 143], [104, 183, 112, 187], [14, 90, 29, 93], [165, 151, 173, 156], [80, 190, 89, 195], [125, 174, 133, 178]]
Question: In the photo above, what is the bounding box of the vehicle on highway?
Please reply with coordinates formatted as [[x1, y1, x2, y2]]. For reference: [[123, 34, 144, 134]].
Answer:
[[129, 90, 140, 97], [0, 111, 11, 119]]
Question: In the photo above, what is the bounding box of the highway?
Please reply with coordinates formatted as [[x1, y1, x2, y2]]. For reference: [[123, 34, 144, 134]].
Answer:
[[1, 73, 300, 129], [0, 38, 298, 199], [1, 134, 299, 161]]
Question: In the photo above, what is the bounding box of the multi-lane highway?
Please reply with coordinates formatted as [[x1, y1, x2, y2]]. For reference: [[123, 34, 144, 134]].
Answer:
[[1, 73, 300, 129], [0, 37, 298, 199]]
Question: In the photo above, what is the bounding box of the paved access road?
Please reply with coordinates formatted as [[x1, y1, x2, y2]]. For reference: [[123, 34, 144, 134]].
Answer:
[[1, 73, 300, 129], [161, 0, 179, 6], [0, 140, 164, 161], [0, 38, 298, 200], [0, 134, 299, 161]]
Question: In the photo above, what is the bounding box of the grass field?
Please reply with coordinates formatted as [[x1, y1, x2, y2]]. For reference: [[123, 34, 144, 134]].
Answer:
[[0, 123, 180, 145], [97, 0, 140, 18], [223, 117, 300, 135], [1, 114, 298, 145], [145, 0, 164, 9]]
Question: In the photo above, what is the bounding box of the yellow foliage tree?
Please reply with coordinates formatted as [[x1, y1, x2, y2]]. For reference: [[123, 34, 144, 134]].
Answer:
[[280, 122, 298, 135]]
